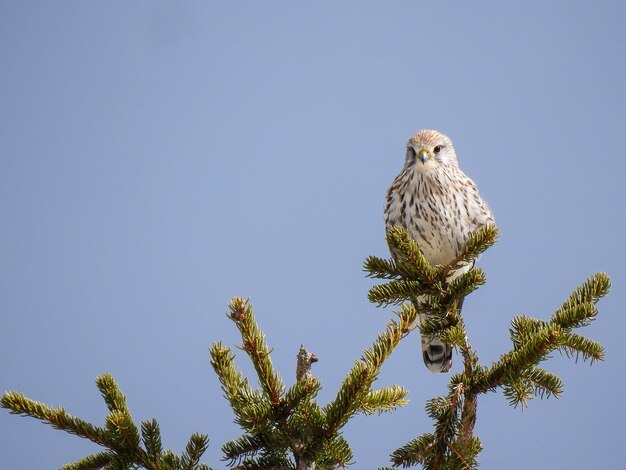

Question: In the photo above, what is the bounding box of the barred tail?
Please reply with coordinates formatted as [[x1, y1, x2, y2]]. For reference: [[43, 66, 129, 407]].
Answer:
[[421, 334, 453, 373], [417, 295, 466, 373]]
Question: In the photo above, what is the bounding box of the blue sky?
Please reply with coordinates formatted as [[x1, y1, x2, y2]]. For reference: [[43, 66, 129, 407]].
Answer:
[[1, 2, 625, 469]]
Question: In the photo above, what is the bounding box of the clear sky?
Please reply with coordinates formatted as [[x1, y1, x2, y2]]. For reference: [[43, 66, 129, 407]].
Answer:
[[1, 2, 625, 469]]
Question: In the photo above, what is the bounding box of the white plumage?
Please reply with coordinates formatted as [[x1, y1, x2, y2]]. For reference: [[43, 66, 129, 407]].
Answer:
[[384, 129, 494, 372]]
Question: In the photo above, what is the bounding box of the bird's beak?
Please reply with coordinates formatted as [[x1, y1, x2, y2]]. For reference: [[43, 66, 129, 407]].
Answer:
[[417, 149, 431, 163]]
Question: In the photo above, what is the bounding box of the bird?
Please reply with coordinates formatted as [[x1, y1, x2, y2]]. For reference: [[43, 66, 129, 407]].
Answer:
[[384, 129, 494, 373]]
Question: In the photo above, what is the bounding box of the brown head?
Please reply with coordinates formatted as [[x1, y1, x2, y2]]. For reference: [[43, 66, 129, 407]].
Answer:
[[404, 129, 459, 172]]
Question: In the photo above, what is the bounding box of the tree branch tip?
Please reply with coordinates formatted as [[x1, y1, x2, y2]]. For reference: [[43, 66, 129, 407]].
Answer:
[[228, 297, 251, 321]]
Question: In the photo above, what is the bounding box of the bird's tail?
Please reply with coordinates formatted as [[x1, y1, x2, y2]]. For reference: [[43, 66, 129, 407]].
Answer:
[[420, 334, 453, 373], [419, 312, 453, 373], [417, 291, 467, 373]]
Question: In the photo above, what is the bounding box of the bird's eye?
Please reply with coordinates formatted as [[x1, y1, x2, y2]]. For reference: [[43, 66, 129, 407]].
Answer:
[[407, 147, 416, 158], [433, 145, 443, 154]]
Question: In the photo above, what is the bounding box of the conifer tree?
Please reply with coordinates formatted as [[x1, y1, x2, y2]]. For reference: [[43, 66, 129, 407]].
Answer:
[[1, 225, 610, 469], [1, 373, 212, 470]]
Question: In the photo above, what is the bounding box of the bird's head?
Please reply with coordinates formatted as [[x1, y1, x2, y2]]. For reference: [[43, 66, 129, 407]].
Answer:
[[404, 129, 458, 173]]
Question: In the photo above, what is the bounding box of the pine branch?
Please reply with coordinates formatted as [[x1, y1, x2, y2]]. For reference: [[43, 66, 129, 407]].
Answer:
[[524, 366, 563, 400], [211, 305, 323, 469], [222, 434, 267, 466], [60, 451, 115, 470], [284, 377, 321, 414], [2, 222, 610, 470], [552, 302, 598, 330], [215, 297, 419, 468], [364, 256, 419, 281], [439, 324, 466, 349], [105, 409, 141, 450], [141, 419, 163, 461], [1, 391, 112, 446], [325, 303, 417, 435], [473, 324, 565, 394], [378, 227, 487, 469], [456, 323, 479, 450], [209, 342, 276, 435], [161, 450, 181, 468], [509, 315, 543, 350], [474, 272, 609, 396], [560, 331, 605, 363], [384, 226, 438, 283], [180, 434, 210, 470], [368, 279, 428, 306], [361, 385, 409, 414], [324, 362, 371, 435], [367, 227, 489, 324], [509, 315, 605, 365], [97, 373, 130, 415], [426, 393, 458, 438], [287, 401, 325, 443], [554, 272, 611, 319], [1, 378, 212, 470], [550, 273, 609, 333], [363, 304, 419, 369], [445, 437, 481, 470], [447, 268, 487, 300], [227, 297, 285, 405], [443, 224, 498, 276], [381, 226, 609, 469], [501, 376, 535, 409], [389, 433, 437, 467], [316, 435, 353, 468], [103, 453, 135, 470]]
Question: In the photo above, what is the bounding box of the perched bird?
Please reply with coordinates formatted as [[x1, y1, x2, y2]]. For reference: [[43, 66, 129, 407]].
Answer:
[[384, 129, 494, 373]]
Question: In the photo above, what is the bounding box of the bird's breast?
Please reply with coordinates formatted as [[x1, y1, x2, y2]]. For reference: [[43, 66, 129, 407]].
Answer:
[[385, 171, 470, 266]]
